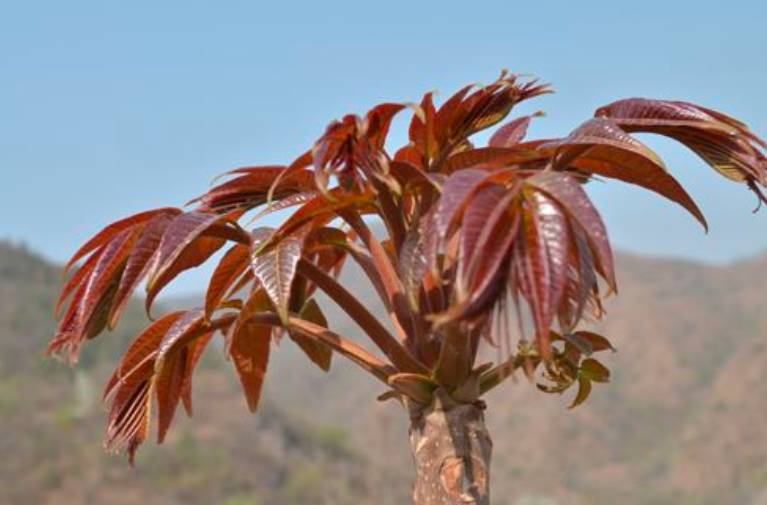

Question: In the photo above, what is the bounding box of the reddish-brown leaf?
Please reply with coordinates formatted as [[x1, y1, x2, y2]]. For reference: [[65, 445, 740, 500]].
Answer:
[[530, 172, 616, 291], [595, 98, 767, 192], [228, 290, 273, 411], [56, 244, 105, 318], [251, 227, 309, 324], [64, 208, 178, 276], [409, 91, 437, 162], [104, 312, 185, 400], [569, 376, 593, 409], [154, 346, 188, 443], [426, 168, 491, 269], [460, 191, 519, 310], [433, 84, 475, 145], [152, 309, 213, 440], [180, 330, 215, 416], [103, 312, 186, 465], [145, 211, 245, 313], [273, 189, 374, 241], [251, 191, 319, 221], [289, 299, 333, 372], [521, 190, 571, 338], [488, 114, 537, 148], [458, 184, 510, 285], [192, 166, 315, 211], [205, 243, 251, 319], [105, 374, 152, 467], [366, 102, 407, 148], [155, 309, 210, 363], [546, 118, 707, 228], [443, 145, 548, 173], [109, 211, 180, 329], [77, 228, 138, 328]]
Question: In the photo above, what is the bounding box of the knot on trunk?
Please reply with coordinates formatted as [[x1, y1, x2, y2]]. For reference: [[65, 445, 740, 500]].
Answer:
[[408, 390, 492, 505]]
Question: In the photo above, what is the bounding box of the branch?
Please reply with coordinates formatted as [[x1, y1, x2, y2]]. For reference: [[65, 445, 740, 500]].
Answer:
[[344, 242, 395, 313], [297, 259, 428, 375], [337, 210, 419, 346], [248, 312, 397, 384], [372, 178, 407, 253], [479, 352, 540, 394]]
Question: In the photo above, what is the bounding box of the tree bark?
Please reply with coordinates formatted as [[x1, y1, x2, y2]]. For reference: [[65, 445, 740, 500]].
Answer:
[[408, 391, 493, 505]]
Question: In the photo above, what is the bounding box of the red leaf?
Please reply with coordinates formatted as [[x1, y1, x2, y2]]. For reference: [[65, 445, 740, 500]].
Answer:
[[152, 309, 213, 440], [530, 172, 616, 291], [546, 118, 707, 228], [274, 189, 373, 241], [78, 228, 140, 330], [251, 191, 319, 221], [104, 312, 185, 400], [154, 346, 188, 443], [595, 98, 767, 198], [434, 84, 474, 146], [180, 331, 215, 416], [205, 243, 251, 319], [366, 102, 407, 148], [63, 208, 178, 276], [409, 91, 437, 161], [251, 227, 309, 324], [289, 299, 332, 372], [104, 312, 185, 465], [156, 309, 208, 361], [109, 211, 179, 329], [520, 190, 571, 338], [458, 184, 508, 282], [56, 244, 105, 318], [443, 146, 548, 173], [145, 211, 244, 313], [460, 191, 519, 308], [426, 168, 491, 269], [488, 114, 537, 148], [228, 291, 272, 411], [193, 167, 315, 211]]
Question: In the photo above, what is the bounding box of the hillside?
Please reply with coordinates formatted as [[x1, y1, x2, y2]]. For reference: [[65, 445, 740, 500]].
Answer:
[[267, 251, 767, 505], [0, 242, 378, 505], [1, 240, 766, 505]]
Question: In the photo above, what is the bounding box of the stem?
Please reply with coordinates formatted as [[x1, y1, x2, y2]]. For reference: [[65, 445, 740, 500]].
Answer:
[[297, 259, 428, 375], [408, 390, 492, 505], [345, 243, 396, 313], [248, 312, 397, 384], [373, 178, 407, 253], [338, 210, 418, 345], [435, 324, 472, 389]]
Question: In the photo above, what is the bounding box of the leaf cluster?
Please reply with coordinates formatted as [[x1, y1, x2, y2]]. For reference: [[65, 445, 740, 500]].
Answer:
[[48, 70, 767, 464]]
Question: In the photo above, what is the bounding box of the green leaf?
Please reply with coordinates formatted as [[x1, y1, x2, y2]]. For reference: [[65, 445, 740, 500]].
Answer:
[[580, 358, 610, 383], [569, 377, 593, 409]]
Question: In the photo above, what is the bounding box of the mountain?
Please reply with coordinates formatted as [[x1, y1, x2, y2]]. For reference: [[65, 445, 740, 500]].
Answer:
[[0, 242, 377, 505], [266, 251, 767, 505], [1, 240, 766, 505]]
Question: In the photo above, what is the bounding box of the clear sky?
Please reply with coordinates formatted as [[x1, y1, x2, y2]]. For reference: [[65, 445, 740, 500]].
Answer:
[[2, 0, 766, 294]]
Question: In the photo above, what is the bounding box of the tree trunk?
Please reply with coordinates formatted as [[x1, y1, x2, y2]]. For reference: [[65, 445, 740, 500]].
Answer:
[[407, 391, 493, 505]]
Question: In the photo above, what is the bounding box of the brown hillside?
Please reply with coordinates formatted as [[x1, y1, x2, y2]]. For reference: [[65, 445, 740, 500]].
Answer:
[[1, 241, 766, 505]]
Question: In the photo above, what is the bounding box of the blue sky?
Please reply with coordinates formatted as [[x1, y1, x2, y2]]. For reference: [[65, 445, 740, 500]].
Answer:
[[2, 0, 766, 294]]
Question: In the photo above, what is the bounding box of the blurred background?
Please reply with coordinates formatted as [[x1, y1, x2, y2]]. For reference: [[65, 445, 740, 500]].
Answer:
[[1, 1, 766, 504]]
